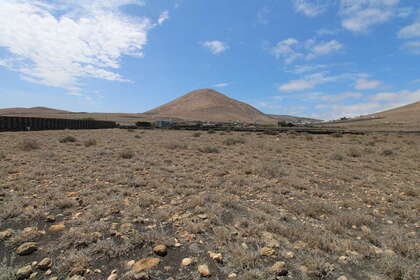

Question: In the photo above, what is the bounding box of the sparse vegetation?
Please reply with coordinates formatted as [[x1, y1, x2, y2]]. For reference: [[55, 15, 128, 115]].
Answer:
[[120, 150, 134, 159], [223, 137, 246, 146], [18, 138, 40, 151], [0, 129, 418, 280], [59, 136, 77, 143], [198, 145, 220, 153], [84, 138, 97, 147]]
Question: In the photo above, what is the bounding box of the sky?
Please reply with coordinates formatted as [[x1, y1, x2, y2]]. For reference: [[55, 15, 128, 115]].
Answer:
[[0, 0, 420, 120]]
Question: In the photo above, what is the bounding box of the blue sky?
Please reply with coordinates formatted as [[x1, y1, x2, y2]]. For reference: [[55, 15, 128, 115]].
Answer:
[[0, 0, 419, 120]]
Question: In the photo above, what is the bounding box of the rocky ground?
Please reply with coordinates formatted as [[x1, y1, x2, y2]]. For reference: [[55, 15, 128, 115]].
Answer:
[[0, 129, 419, 280]]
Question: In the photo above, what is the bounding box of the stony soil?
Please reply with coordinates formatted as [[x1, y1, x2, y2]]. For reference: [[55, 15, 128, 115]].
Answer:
[[0, 129, 419, 280]]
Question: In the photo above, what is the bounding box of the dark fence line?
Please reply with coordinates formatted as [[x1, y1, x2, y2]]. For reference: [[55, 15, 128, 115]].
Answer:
[[0, 116, 117, 132]]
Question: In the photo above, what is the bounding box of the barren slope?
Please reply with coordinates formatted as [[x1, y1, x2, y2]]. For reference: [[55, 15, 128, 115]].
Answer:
[[0, 106, 69, 115], [321, 101, 420, 131], [146, 89, 275, 123]]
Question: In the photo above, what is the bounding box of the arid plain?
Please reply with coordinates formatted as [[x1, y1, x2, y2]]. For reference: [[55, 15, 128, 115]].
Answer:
[[0, 128, 419, 280]]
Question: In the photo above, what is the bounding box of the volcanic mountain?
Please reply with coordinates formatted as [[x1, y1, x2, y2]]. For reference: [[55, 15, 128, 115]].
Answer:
[[145, 89, 275, 123]]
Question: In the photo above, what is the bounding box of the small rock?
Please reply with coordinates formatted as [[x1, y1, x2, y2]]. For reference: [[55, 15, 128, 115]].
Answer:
[[132, 258, 160, 273], [240, 242, 248, 249], [29, 272, 38, 279], [49, 277, 58, 280], [153, 245, 167, 256], [127, 260, 135, 268], [298, 265, 309, 273], [107, 270, 118, 280], [134, 272, 149, 280], [361, 226, 370, 233], [198, 264, 210, 277], [270, 261, 286, 275], [338, 256, 348, 264], [31, 262, 37, 267], [208, 251, 222, 262], [260, 247, 276, 256], [261, 231, 280, 248], [198, 214, 208, 219], [337, 276, 348, 280], [69, 266, 85, 276], [283, 251, 294, 259], [16, 265, 32, 280], [228, 272, 237, 278], [384, 249, 396, 256], [181, 258, 193, 267], [37, 258, 52, 270], [45, 270, 52, 276], [46, 216, 56, 223], [48, 224, 65, 232], [68, 276, 86, 280], [16, 242, 38, 256], [0, 228, 13, 240]]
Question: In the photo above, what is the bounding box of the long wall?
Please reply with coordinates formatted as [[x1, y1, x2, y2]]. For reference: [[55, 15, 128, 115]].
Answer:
[[0, 116, 116, 131]]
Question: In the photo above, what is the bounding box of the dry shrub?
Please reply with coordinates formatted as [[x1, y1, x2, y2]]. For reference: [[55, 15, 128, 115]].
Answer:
[[166, 142, 188, 150], [18, 139, 40, 151], [198, 146, 220, 153], [84, 139, 97, 147], [223, 137, 246, 146], [331, 152, 345, 161], [257, 161, 287, 179], [120, 150, 134, 159], [59, 136, 77, 143], [192, 132, 202, 137], [347, 147, 362, 157]]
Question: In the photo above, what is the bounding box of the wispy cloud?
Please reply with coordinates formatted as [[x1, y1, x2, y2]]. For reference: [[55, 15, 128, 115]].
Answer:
[[278, 71, 367, 92], [0, 0, 153, 92], [272, 38, 343, 64], [339, 0, 400, 33], [398, 22, 420, 39], [292, 0, 330, 17], [355, 79, 382, 90], [257, 7, 270, 24], [202, 40, 229, 55], [212, 82, 230, 88], [158, 10, 169, 25], [402, 41, 420, 54]]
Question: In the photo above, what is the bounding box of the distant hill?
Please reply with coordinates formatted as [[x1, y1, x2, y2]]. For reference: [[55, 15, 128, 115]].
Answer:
[[371, 101, 420, 122], [268, 114, 321, 124], [145, 89, 276, 123], [321, 101, 420, 131], [0, 106, 69, 115]]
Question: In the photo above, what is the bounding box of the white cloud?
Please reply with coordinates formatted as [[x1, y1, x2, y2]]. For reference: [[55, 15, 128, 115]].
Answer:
[[0, 0, 152, 91], [402, 41, 420, 54], [202, 41, 229, 55], [398, 22, 420, 39], [339, 0, 400, 32], [213, 82, 229, 88], [355, 79, 382, 90], [279, 71, 368, 92], [292, 0, 330, 17], [257, 7, 270, 24], [316, 28, 341, 36], [272, 38, 302, 64], [279, 80, 315, 91], [308, 40, 343, 59], [66, 91, 83, 96], [287, 64, 328, 74], [272, 38, 343, 64], [158, 10, 169, 25]]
